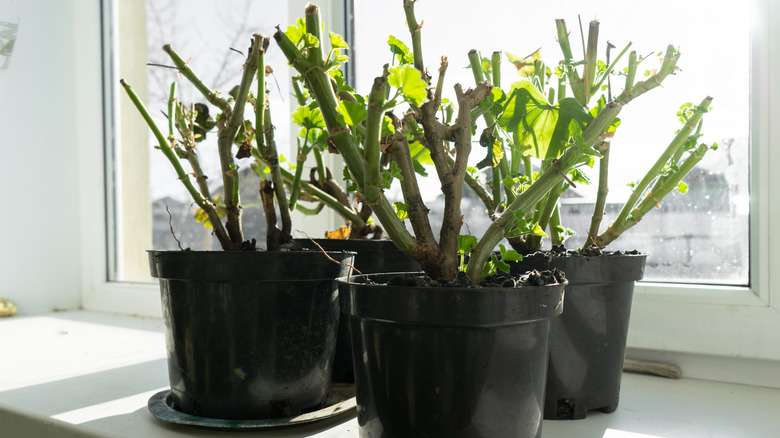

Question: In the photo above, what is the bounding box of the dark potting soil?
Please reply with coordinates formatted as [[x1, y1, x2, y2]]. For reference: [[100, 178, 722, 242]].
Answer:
[[383, 269, 566, 288], [529, 244, 642, 258]]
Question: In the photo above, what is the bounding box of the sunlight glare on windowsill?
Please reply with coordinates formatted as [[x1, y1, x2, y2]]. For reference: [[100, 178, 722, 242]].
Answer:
[[603, 429, 666, 438]]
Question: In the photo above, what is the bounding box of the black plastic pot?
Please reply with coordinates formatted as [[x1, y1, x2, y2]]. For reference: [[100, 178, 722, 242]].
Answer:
[[148, 250, 354, 420], [510, 253, 646, 420], [338, 272, 565, 438], [294, 239, 420, 383]]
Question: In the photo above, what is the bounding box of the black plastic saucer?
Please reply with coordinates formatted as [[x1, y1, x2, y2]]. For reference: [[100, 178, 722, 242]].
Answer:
[[147, 384, 356, 430]]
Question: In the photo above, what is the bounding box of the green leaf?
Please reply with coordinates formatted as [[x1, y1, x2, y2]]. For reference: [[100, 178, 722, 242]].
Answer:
[[506, 212, 548, 238], [336, 100, 367, 127], [389, 161, 403, 181], [380, 162, 404, 189], [330, 69, 355, 93], [329, 32, 349, 49], [493, 254, 511, 273], [409, 141, 434, 166], [411, 160, 428, 176], [590, 95, 621, 132], [284, 18, 306, 45], [677, 181, 688, 194], [343, 166, 358, 193], [498, 81, 591, 160], [393, 202, 409, 220], [388, 35, 414, 65], [458, 235, 478, 254], [499, 243, 523, 262], [382, 115, 395, 137], [481, 57, 492, 77], [482, 256, 497, 277], [573, 133, 602, 158], [569, 168, 591, 185], [387, 65, 428, 106], [291, 105, 325, 130], [303, 33, 319, 48], [505, 49, 542, 78]]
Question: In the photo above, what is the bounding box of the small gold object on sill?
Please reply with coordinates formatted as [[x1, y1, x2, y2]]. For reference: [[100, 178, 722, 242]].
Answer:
[[0, 299, 17, 317]]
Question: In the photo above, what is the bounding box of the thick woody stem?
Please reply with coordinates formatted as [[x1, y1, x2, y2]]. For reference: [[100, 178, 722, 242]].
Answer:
[[263, 106, 292, 242], [217, 34, 264, 245], [437, 83, 492, 272], [364, 77, 386, 206], [386, 128, 437, 247]]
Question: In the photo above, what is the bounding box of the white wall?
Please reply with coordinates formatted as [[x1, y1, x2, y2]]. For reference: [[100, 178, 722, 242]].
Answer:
[[0, 0, 103, 314]]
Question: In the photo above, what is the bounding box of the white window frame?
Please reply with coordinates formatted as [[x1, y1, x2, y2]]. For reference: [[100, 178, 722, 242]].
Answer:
[[626, 0, 780, 367], [80, 0, 780, 376]]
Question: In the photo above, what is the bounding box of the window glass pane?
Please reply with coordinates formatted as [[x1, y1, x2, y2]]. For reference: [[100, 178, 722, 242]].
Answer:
[[146, 0, 290, 252], [353, 0, 749, 285]]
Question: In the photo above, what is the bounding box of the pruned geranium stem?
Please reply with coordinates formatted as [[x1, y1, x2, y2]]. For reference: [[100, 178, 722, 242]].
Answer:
[[167, 82, 176, 137], [467, 50, 513, 204], [556, 19, 585, 105], [288, 152, 306, 210], [625, 50, 638, 91], [586, 141, 610, 246], [609, 96, 712, 234], [274, 5, 417, 255], [273, 25, 366, 186], [216, 35, 263, 245], [596, 142, 711, 247], [466, 100, 623, 282], [403, 0, 425, 75], [253, 35, 292, 249], [163, 44, 229, 112], [491, 51, 501, 86], [120, 79, 234, 250], [615, 45, 680, 106], [582, 19, 599, 105], [549, 205, 564, 245], [252, 154, 366, 228], [167, 84, 216, 203], [363, 77, 387, 207], [386, 116, 437, 245]]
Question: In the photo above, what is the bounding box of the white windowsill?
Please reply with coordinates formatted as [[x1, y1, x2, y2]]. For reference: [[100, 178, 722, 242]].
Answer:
[[1, 311, 778, 438]]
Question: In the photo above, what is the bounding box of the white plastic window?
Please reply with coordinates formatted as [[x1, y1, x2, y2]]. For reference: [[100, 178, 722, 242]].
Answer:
[[89, 0, 780, 365]]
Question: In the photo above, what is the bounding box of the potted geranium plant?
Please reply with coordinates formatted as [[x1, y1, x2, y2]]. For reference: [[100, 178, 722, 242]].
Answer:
[[463, 20, 716, 419], [270, 1, 691, 435], [120, 35, 355, 422]]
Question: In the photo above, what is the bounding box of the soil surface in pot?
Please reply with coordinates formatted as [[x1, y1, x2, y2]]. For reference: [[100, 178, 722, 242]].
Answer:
[[382, 269, 567, 288], [526, 244, 642, 258]]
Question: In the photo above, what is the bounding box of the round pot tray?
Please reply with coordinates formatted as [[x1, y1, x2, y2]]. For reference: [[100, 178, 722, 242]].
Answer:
[[147, 383, 356, 430]]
